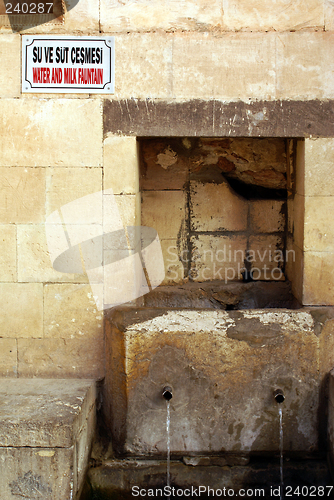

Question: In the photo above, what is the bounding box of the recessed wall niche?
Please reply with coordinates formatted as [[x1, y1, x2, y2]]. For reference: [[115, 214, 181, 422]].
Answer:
[[140, 137, 292, 287]]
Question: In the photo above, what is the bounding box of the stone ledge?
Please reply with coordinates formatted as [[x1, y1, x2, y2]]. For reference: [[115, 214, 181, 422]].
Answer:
[[104, 99, 334, 138], [0, 378, 96, 500]]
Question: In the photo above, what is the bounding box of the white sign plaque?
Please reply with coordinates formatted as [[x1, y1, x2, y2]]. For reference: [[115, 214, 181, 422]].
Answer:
[[22, 36, 114, 93]]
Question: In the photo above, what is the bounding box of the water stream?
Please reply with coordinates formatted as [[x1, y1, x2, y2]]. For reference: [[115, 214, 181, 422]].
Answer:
[[279, 406, 284, 500], [166, 400, 171, 489]]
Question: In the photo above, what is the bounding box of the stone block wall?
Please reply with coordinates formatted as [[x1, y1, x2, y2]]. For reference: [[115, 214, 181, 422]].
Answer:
[[0, 0, 334, 378], [141, 138, 287, 284], [287, 138, 334, 305]]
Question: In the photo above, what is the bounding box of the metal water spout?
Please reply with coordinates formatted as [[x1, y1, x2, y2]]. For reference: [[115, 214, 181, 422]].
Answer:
[[162, 386, 173, 401], [274, 388, 285, 404]]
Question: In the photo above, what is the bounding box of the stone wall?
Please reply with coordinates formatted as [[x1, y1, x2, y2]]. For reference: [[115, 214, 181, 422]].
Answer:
[[1, 0, 334, 378]]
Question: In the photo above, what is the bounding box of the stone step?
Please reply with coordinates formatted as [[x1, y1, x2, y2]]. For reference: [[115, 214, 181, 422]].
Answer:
[[0, 378, 96, 500]]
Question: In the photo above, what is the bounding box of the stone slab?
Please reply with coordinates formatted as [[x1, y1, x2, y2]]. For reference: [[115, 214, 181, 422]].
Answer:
[[173, 32, 276, 100], [104, 135, 139, 194], [100, 0, 224, 33], [0, 167, 45, 223], [190, 180, 248, 232], [0, 339, 17, 376], [304, 138, 334, 196], [0, 34, 20, 97], [0, 447, 74, 500], [303, 251, 334, 305], [0, 379, 96, 500], [17, 225, 89, 283], [43, 283, 103, 339], [141, 191, 186, 240], [17, 338, 104, 379], [104, 307, 332, 456], [113, 33, 173, 98], [99, 0, 324, 33], [104, 99, 334, 138], [88, 458, 332, 498], [223, 0, 324, 32], [0, 225, 16, 281], [142, 281, 298, 310], [0, 378, 96, 447], [0, 99, 102, 167], [276, 32, 334, 100], [0, 283, 43, 338]]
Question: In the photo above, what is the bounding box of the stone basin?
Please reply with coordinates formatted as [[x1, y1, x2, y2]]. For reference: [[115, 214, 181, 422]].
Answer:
[[103, 285, 334, 459]]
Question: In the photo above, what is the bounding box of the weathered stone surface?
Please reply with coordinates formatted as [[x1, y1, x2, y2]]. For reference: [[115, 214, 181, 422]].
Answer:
[[0, 379, 96, 500], [249, 234, 285, 279], [18, 337, 104, 378], [190, 235, 247, 282], [14, 0, 99, 34], [0, 379, 96, 447], [17, 225, 88, 283], [172, 33, 276, 100], [304, 138, 334, 196], [0, 99, 102, 167], [104, 135, 139, 194], [1, 448, 73, 500], [276, 32, 334, 100], [140, 137, 287, 190], [250, 200, 285, 233], [193, 138, 287, 189], [0, 339, 17, 376], [46, 167, 102, 217], [223, 0, 324, 32], [140, 139, 188, 191], [286, 243, 303, 304], [44, 283, 103, 339], [0, 168, 45, 223], [100, 0, 223, 33], [104, 99, 334, 138], [190, 180, 248, 232], [89, 458, 332, 498], [114, 193, 141, 228], [0, 225, 16, 281], [305, 197, 334, 252], [113, 34, 173, 98], [0, 283, 43, 338], [143, 281, 298, 310], [160, 240, 186, 284], [63, 0, 99, 32], [325, 0, 334, 30], [303, 251, 334, 305], [287, 198, 294, 234], [141, 191, 186, 240], [0, 35, 20, 97], [105, 307, 328, 455], [292, 194, 304, 251], [295, 139, 305, 196]]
